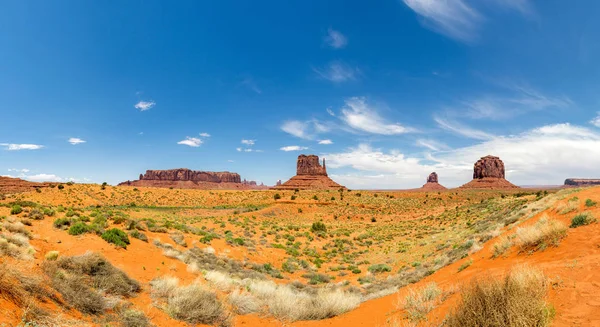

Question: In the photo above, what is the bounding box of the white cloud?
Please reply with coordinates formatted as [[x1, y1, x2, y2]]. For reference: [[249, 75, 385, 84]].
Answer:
[[402, 0, 534, 42], [318, 139, 333, 145], [313, 61, 358, 83], [324, 28, 347, 49], [434, 116, 494, 140], [326, 123, 600, 189], [591, 113, 600, 127], [416, 139, 450, 151], [241, 139, 255, 146], [1, 143, 44, 151], [134, 100, 155, 111], [8, 168, 30, 173], [26, 174, 64, 182], [280, 145, 309, 152], [236, 147, 242, 152], [402, 0, 481, 42], [326, 108, 335, 116], [68, 138, 86, 145], [199, 132, 211, 138], [341, 97, 413, 135], [177, 137, 203, 147]]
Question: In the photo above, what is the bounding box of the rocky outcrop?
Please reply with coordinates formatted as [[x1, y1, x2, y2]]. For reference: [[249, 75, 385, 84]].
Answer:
[[119, 168, 265, 190], [276, 180, 282, 186], [297, 155, 327, 176], [140, 169, 241, 183], [564, 179, 600, 187], [0, 176, 56, 194], [421, 172, 447, 191], [273, 155, 345, 190], [460, 156, 519, 189]]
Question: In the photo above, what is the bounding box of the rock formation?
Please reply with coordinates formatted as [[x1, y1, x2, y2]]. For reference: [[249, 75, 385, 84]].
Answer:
[[0, 176, 56, 194], [460, 156, 519, 189], [273, 155, 345, 190], [118, 168, 266, 190], [276, 180, 282, 186], [564, 179, 600, 187], [420, 172, 447, 191]]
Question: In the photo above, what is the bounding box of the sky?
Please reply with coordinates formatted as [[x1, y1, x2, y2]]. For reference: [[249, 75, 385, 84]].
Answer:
[[2, 0, 600, 189]]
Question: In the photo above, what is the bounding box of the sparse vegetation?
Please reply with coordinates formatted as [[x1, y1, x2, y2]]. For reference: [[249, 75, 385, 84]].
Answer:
[[101, 228, 130, 248], [516, 215, 567, 252], [570, 212, 596, 228]]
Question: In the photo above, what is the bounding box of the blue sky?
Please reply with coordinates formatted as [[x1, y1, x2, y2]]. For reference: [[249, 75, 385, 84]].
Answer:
[[2, 0, 600, 188]]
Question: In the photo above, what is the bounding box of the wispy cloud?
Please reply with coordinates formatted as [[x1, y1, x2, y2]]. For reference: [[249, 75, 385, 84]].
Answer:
[[341, 97, 414, 135], [134, 100, 155, 111], [402, 0, 482, 42], [68, 138, 86, 145], [8, 168, 30, 173], [177, 137, 203, 147], [416, 139, 450, 151], [434, 116, 494, 140], [402, 0, 534, 42], [324, 28, 347, 49], [240, 77, 262, 94], [199, 132, 211, 138], [241, 139, 255, 146], [590, 113, 600, 127], [280, 120, 332, 140], [1, 143, 44, 151], [313, 61, 358, 83], [326, 108, 335, 116], [318, 139, 333, 145], [280, 145, 309, 152]]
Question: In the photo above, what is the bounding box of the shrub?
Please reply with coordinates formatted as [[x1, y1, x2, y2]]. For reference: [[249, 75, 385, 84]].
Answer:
[[27, 208, 44, 220], [585, 199, 597, 207], [368, 264, 391, 273], [45, 251, 60, 261], [119, 309, 150, 327], [53, 218, 71, 228], [68, 222, 90, 235], [310, 221, 327, 233], [570, 212, 596, 228], [516, 216, 567, 252], [170, 233, 187, 247], [403, 282, 442, 322], [129, 230, 148, 242], [10, 205, 23, 215], [101, 228, 130, 248], [227, 289, 260, 315], [445, 266, 553, 327], [57, 184, 64, 190], [274, 193, 281, 200], [492, 236, 512, 258], [290, 195, 296, 200]]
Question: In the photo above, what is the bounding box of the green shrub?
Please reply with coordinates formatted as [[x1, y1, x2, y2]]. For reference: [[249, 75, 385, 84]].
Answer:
[[273, 193, 281, 200], [310, 221, 327, 233], [53, 218, 71, 229], [368, 264, 391, 273], [68, 222, 90, 235], [585, 199, 597, 207], [129, 230, 148, 242], [57, 184, 64, 190], [101, 228, 130, 248], [570, 212, 596, 228], [28, 208, 44, 220], [10, 205, 22, 215]]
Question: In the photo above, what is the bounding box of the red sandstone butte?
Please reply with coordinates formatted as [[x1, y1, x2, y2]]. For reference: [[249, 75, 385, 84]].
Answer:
[[420, 172, 447, 191], [0, 176, 56, 194], [460, 155, 519, 189], [273, 155, 345, 190]]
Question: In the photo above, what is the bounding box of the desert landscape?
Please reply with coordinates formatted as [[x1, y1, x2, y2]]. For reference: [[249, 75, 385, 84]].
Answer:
[[1, 154, 600, 327]]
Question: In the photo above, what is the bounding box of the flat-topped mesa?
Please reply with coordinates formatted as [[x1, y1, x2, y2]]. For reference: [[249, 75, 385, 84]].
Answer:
[[460, 155, 519, 189], [297, 155, 327, 176], [421, 172, 447, 190], [564, 179, 600, 187], [273, 154, 345, 190], [140, 168, 241, 183]]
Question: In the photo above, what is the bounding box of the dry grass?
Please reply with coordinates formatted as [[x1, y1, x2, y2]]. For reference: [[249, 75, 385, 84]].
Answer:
[[170, 232, 187, 247], [492, 236, 512, 258], [227, 289, 261, 315], [401, 282, 442, 323], [445, 266, 553, 327], [556, 200, 578, 215], [516, 216, 567, 252], [118, 308, 151, 327], [150, 276, 230, 326]]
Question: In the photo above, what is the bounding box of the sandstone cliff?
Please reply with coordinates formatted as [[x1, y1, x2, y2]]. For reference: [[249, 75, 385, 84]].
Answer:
[[421, 172, 447, 191], [119, 168, 265, 190], [564, 179, 600, 187], [0, 176, 56, 194]]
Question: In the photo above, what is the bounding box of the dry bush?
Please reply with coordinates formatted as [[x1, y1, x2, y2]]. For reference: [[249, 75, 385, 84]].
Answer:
[[170, 233, 187, 247], [150, 277, 230, 326], [556, 200, 578, 215], [0, 263, 28, 306], [492, 236, 512, 258], [118, 308, 150, 327], [445, 266, 553, 327], [401, 282, 441, 323], [2, 220, 32, 238], [205, 270, 237, 291], [516, 216, 567, 252], [227, 289, 260, 315], [43, 252, 140, 315], [0, 231, 35, 260]]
